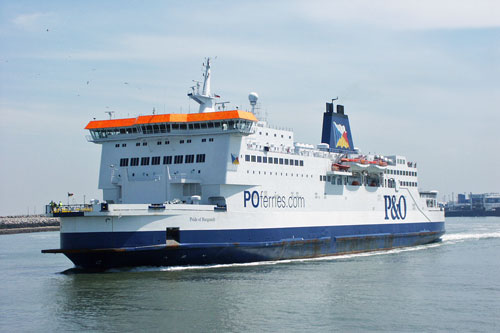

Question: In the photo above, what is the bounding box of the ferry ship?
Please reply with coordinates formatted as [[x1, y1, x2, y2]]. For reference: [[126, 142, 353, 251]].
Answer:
[[43, 58, 445, 270]]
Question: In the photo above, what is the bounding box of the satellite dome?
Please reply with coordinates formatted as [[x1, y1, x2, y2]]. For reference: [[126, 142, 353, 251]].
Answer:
[[248, 92, 259, 105]]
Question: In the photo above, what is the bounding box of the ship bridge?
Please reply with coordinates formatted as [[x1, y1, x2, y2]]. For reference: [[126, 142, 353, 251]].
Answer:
[[85, 110, 258, 142]]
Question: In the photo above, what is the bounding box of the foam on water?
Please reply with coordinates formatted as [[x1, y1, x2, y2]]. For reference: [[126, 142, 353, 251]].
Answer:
[[441, 231, 500, 243]]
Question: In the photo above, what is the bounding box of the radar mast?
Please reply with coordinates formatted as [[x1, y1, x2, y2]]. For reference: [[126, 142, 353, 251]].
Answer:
[[187, 57, 217, 113]]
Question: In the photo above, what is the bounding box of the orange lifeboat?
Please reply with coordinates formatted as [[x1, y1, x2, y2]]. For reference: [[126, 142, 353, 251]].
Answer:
[[332, 163, 350, 171]]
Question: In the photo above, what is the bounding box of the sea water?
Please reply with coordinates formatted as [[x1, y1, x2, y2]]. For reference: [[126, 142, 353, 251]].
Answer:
[[1, 217, 499, 332]]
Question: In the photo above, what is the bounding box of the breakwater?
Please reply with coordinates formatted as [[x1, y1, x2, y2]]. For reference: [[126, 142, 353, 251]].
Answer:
[[0, 215, 60, 234]]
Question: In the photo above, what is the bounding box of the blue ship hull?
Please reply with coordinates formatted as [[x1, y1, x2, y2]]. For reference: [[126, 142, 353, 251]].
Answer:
[[46, 222, 445, 270]]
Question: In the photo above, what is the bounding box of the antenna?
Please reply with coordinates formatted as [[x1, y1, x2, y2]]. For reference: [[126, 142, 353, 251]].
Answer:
[[105, 111, 115, 119], [215, 101, 230, 111]]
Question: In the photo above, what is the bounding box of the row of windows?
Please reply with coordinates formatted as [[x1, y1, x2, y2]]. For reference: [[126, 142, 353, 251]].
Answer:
[[318, 175, 419, 188], [245, 155, 304, 166], [247, 170, 313, 177], [114, 138, 215, 148], [119, 154, 206, 167], [138, 120, 252, 134], [320, 175, 373, 186], [400, 181, 418, 187], [257, 131, 292, 139], [386, 169, 417, 177], [90, 119, 254, 140]]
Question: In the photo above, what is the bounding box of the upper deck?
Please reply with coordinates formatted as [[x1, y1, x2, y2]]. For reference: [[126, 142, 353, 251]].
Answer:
[[86, 110, 258, 142]]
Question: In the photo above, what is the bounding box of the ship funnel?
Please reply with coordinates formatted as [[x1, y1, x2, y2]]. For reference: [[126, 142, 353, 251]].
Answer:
[[321, 102, 355, 152]]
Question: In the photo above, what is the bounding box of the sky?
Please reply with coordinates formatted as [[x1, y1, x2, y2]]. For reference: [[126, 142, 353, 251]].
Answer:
[[0, 0, 499, 215]]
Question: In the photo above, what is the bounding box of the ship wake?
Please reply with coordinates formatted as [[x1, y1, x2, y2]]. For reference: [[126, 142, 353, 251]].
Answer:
[[441, 231, 500, 244]]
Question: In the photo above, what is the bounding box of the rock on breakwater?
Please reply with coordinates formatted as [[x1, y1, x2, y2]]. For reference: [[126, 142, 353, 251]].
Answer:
[[0, 215, 60, 234]]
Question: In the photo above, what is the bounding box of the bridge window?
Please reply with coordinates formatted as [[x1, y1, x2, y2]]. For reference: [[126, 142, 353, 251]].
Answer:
[[245, 155, 250, 162], [141, 157, 150, 165], [300, 160, 304, 166], [163, 156, 172, 165], [251, 155, 256, 162], [152, 156, 161, 165], [257, 156, 262, 163], [120, 158, 129, 167], [185, 154, 194, 163], [131, 158, 139, 166], [115, 144, 119, 148]]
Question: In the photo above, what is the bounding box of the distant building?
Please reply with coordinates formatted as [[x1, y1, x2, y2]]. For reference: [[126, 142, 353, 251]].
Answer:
[[445, 193, 500, 217]]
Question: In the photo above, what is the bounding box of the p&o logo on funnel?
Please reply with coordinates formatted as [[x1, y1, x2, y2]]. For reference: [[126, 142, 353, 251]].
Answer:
[[334, 122, 350, 149]]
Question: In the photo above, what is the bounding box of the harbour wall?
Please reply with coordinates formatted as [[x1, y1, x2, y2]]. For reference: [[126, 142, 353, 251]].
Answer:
[[0, 215, 60, 235]]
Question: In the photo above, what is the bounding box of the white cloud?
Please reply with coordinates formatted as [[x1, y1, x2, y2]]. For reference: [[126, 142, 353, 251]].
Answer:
[[12, 12, 53, 31], [295, 0, 500, 30], [34, 33, 326, 65]]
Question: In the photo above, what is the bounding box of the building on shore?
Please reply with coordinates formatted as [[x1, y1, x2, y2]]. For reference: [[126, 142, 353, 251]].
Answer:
[[445, 193, 500, 217]]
